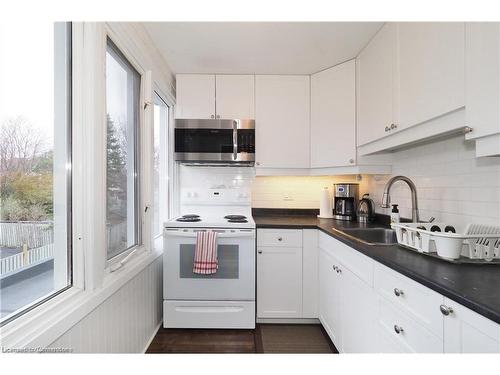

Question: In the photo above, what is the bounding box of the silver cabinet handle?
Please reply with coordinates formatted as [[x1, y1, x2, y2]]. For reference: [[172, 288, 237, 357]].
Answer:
[[210, 114, 215, 119], [258, 249, 263, 254], [332, 265, 337, 271], [336, 268, 342, 274], [394, 288, 404, 297], [394, 325, 404, 334], [385, 126, 390, 132], [216, 114, 220, 119], [390, 123, 397, 130], [349, 158, 354, 164], [277, 237, 283, 242], [440, 304, 454, 316], [256, 162, 261, 166]]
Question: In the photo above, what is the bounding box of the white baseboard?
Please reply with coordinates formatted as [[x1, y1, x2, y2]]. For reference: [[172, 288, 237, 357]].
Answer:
[[142, 320, 162, 353], [256, 318, 320, 324]]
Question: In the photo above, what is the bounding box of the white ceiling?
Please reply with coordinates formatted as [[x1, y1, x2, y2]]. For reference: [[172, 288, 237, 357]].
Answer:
[[143, 22, 383, 75]]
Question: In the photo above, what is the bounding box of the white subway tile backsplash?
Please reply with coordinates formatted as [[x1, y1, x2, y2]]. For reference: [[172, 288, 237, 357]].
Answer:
[[251, 135, 500, 227], [364, 135, 500, 227]]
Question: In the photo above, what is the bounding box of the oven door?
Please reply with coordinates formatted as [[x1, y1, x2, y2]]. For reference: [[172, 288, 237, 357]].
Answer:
[[164, 228, 255, 301]]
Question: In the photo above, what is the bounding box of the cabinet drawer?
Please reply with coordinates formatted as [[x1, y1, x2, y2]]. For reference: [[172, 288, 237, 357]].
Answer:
[[319, 232, 373, 286], [257, 229, 302, 247], [377, 297, 443, 353], [374, 263, 444, 338]]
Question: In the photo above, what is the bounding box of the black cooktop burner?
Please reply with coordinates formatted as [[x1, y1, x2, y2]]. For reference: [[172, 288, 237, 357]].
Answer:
[[224, 215, 247, 220], [176, 214, 201, 222], [227, 219, 248, 223]]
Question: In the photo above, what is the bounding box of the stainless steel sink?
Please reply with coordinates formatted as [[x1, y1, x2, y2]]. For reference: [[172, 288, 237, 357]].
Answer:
[[334, 228, 398, 246]]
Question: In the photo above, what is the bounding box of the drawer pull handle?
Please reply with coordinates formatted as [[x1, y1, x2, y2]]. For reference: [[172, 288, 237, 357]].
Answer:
[[394, 288, 404, 297], [394, 325, 404, 334], [336, 268, 342, 274], [440, 304, 454, 316], [332, 265, 337, 271], [258, 249, 263, 254], [277, 237, 283, 241]]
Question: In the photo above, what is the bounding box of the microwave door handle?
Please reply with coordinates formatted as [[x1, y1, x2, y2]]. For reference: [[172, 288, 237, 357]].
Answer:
[[232, 120, 238, 160]]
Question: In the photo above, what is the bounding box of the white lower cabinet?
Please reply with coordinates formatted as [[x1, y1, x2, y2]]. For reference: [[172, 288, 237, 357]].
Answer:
[[257, 229, 318, 319], [318, 233, 376, 353], [340, 266, 377, 353], [319, 247, 343, 346], [316, 231, 500, 353], [376, 296, 443, 353], [257, 243, 303, 318], [442, 297, 500, 353]]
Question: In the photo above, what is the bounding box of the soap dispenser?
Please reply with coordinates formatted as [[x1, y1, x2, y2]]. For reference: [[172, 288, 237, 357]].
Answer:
[[391, 204, 400, 224]]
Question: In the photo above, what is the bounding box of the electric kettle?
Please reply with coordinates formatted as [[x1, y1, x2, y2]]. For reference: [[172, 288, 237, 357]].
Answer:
[[357, 193, 376, 223]]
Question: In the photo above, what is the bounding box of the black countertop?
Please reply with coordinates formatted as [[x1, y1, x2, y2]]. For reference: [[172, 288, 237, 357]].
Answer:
[[254, 214, 500, 325]]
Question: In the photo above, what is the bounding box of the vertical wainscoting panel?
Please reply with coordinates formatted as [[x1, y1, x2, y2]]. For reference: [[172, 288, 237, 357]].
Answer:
[[48, 257, 163, 353]]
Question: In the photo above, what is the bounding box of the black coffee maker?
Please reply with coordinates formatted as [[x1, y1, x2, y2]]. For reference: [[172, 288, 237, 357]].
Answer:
[[333, 183, 359, 221]]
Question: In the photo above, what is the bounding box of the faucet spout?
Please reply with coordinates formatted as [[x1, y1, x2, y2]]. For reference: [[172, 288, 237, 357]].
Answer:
[[381, 175, 420, 222]]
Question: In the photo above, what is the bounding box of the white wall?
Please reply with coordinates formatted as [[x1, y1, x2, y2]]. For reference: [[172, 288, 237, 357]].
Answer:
[[363, 135, 500, 227], [47, 257, 162, 353]]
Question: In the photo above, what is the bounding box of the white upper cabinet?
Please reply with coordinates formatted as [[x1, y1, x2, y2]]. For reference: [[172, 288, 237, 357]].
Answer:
[[465, 23, 500, 156], [175, 74, 216, 119], [255, 75, 310, 169], [311, 60, 356, 168], [215, 75, 255, 119], [175, 74, 255, 119], [357, 23, 397, 146], [397, 22, 465, 130]]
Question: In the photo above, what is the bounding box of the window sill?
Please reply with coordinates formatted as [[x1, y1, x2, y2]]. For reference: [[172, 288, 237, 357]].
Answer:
[[0, 249, 162, 349]]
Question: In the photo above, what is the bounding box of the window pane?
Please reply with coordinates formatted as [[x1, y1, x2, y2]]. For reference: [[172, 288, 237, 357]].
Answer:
[[153, 94, 169, 236], [0, 22, 72, 324], [106, 39, 140, 260]]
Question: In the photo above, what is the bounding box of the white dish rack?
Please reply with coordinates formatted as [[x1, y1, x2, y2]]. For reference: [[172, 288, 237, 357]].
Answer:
[[391, 222, 500, 263]]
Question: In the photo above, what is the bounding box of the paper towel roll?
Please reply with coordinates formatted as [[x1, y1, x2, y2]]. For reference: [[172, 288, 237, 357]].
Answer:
[[318, 187, 334, 218]]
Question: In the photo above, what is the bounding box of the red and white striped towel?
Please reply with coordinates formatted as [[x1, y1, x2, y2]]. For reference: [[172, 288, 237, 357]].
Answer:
[[193, 231, 218, 274]]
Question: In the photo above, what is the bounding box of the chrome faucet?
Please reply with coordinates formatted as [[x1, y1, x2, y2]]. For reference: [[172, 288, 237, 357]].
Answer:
[[381, 176, 420, 222]]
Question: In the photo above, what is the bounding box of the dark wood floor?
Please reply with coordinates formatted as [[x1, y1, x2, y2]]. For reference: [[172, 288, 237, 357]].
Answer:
[[146, 324, 338, 354]]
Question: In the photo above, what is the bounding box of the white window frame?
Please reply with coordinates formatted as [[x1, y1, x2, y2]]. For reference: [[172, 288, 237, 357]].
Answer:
[[0, 21, 176, 348], [152, 88, 176, 240], [0, 22, 74, 327], [102, 26, 151, 272], [104, 37, 142, 263]]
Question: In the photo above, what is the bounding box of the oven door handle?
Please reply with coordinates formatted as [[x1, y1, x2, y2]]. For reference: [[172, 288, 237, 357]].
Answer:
[[165, 230, 255, 239]]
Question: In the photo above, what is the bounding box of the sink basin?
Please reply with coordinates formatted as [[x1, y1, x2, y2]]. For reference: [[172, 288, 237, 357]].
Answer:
[[335, 228, 398, 246]]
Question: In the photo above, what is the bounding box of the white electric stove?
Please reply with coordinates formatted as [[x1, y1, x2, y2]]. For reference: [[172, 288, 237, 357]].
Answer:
[[163, 186, 256, 329]]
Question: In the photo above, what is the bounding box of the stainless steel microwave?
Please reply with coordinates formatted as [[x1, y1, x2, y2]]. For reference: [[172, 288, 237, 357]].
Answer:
[[174, 119, 255, 165]]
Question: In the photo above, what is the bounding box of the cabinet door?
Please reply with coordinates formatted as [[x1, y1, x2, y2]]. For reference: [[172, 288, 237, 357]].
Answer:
[[255, 75, 310, 168], [398, 22, 465, 130], [357, 23, 397, 146], [175, 74, 215, 119], [257, 246, 302, 318], [340, 266, 377, 353], [318, 247, 342, 349], [311, 60, 356, 168], [302, 229, 319, 318], [215, 75, 255, 119], [465, 23, 500, 140], [443, 297, 500, 353]]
